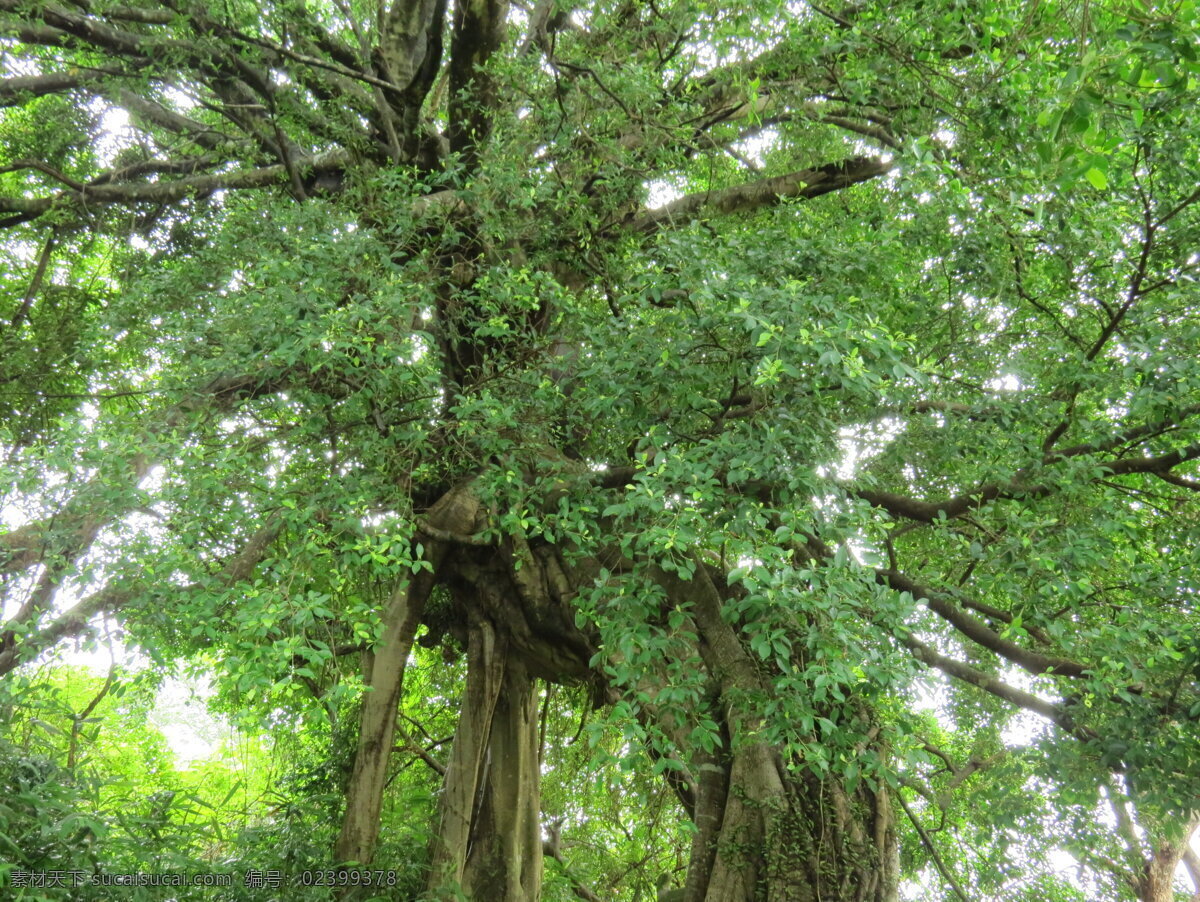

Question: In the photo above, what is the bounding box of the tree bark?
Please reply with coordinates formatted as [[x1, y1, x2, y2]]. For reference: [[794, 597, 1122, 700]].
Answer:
[[462, 652, 543, 901], [1140, 842, 1186, 902], [692, 744, 898, 902], [425, 602, 544, 902], [654, 564, 899, 902], [1135, 820, 1199, 902], [336, 484, 482, 866]]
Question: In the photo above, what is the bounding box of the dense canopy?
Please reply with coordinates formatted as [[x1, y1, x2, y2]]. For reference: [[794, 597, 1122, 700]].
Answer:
[[1, 1, 1199, 900]]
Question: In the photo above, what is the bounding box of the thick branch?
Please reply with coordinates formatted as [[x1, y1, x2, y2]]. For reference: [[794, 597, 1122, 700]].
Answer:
[[1048, 405, 1200, 463], [1155, 471, 1200, 492], [447, 0, 502, 169], [856, 480, 1035, 523], [2, 1, 158, 57], [623, 156, 892, 233], [900, 633, 1090, 739], [0, 517, 283, 677], [62, 1, 174, 25], [1104, 441, 1200, 477], [857, 435, 1200, 523], [0, 150, 350, 224], [1183, 844, 1200, 901], [880, 569, 1087, 678], [113, 89, 237, 151], [0, 67, 142, 104]]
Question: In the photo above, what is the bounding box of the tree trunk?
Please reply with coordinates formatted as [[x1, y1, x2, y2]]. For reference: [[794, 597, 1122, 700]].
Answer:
[[684, 741, 898, 902], [335, 484, 481, 866], [425, 603, 544, 901], [1140, 844, 1183, 902], [654, 564, 900, 902], [1136, 828, 1197, 902], [462, 649, 543, 900], [341, 518, 902, 902], [335, 565, 438, 867]]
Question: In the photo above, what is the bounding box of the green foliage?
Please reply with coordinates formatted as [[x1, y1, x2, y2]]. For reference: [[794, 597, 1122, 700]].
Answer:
[[2, 0, 1200, 899]]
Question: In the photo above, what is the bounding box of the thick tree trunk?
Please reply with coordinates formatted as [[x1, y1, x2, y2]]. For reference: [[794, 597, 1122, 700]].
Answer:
[[335, 485, 482, 866], [684, 742, 897, 902], [425, 604, 543, 901], [342, 518, 900, 902], [426, 608, 507, 894], [1135, 823, 1198, 902], [653, 563, 900, 902], [1140, 843, 1184, 902], [462, 651, 543, 900]]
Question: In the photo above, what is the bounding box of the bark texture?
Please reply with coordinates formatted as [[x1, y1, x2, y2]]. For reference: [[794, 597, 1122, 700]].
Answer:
[[421, 537, 598, 897], [655, 565, 899, 902], [336, 483, 483, 866], [695, 744, 898, 902]]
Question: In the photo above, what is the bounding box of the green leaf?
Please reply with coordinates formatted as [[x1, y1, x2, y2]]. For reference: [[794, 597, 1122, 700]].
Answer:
[[1083, 167, 1108, 190]]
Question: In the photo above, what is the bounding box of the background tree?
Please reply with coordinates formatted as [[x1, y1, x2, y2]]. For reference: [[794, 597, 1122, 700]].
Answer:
[[1, 1, 1199, 900]]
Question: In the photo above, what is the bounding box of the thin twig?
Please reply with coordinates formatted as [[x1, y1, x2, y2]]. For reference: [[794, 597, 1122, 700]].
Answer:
[[9, 227, 56, 332], [898, 791, 972, 902]]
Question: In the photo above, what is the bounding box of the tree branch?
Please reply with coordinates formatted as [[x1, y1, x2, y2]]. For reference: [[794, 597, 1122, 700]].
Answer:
[[113, 89, 238, 151], [1154, 471, 1200, 492], [622, 156, 893, 233], [0, 516, 283, 677], [897, 791, 970, 902], [0, 66, 143, 105], [8, 226, 56, 332], [880, 569, 1087, 678], [858, 424, 1200, 524], [1103, 441, 1200, 477], [3, 1, 157, 57], [0, 149, 350, 225], [1182, 843, 1200, 901], [1047, 404, 1200, 463], [899, 632, 1092, 739]]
